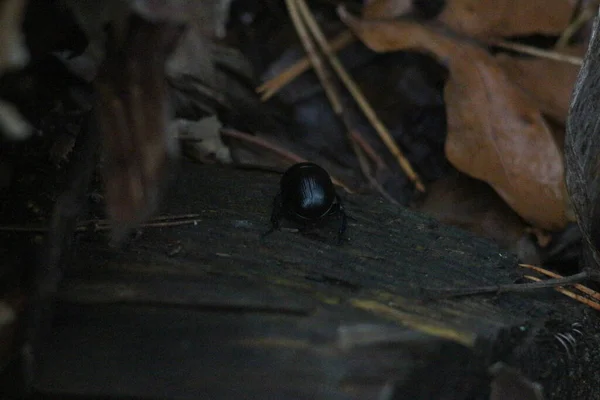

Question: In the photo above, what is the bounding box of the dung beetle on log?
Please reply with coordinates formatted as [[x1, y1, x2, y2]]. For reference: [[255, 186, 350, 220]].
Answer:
[[265, 162, 347, 244]]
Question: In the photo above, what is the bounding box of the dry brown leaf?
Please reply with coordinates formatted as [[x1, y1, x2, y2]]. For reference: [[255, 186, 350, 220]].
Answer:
[[444, 46, 568, 230], [362, 0, 412, 19], [439, 0, 576, 39], [495, 47, 583, 124], [340, 10, 569, 230]]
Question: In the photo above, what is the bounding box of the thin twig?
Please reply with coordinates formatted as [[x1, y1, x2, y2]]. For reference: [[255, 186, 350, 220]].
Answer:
[[82, 215, 203, 231], [523, 275, 600, 312], [300, 1, 425, 192], [221, 128, 304, 163], [520, 263, 600, 301], [134, 219, 201, 229], [426, 271, 591, 299], [0, 214, 204, 234], [555, 3, 596, 50], [220, 128, 353, 192], [0, 225, 46, 233], [349, 129, 387, 172], [258, 2, 397, 202], [284, 0, 343, 113], [290, 0, 397, 201], [79, 213, 203, 225], [346, 118, 398, 204], [347, 133, 375, 188], [257, 30, 355, 101], [490, 39, 583, 65]]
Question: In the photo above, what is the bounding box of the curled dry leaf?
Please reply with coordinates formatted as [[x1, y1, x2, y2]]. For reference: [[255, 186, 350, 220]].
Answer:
[[438, 0, 575, 39], [361, 0, 575, 39], [362, 0, 412, 19], [340, 9, 569, 230], [495, 46, 584, 124]]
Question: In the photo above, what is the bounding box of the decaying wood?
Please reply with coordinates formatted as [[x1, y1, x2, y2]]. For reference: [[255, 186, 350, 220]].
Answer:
[[566, 7, 600, 272], [22, 162, 600, 400]]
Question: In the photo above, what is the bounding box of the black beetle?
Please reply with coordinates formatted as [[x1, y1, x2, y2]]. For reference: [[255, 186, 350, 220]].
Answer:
[[264, 162, 347, 244]]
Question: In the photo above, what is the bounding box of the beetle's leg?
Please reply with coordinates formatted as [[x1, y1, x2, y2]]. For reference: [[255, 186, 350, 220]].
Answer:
[[262, 192, 282, 238], [335, 195, 347, 245]]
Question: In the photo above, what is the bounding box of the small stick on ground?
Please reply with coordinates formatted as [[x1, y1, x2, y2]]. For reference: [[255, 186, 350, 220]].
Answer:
[[426, 271, 592, 299], [0, 214, 205, 234], [523, 275, 600, 312], [520, 263, 600, 301], [220, 128, 353, 192], [256, 30, 355, 101]]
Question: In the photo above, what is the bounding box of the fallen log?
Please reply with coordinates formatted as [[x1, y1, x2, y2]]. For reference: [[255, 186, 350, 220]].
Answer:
[[25, 161, 600, 400]]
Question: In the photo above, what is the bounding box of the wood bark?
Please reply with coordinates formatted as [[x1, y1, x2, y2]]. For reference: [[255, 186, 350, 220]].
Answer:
[[29, 162, 600, 399]]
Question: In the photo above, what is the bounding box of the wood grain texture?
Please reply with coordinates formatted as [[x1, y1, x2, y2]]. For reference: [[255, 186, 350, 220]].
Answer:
[[30, 162, 600, 400]]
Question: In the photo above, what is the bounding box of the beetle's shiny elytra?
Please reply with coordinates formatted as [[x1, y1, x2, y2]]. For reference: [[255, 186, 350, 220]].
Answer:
[[281, 162, 336, 221], [264, 162, 347, 244]]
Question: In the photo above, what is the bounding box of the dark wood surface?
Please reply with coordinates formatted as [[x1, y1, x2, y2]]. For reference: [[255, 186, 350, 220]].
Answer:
[[28, 162, 600, 399]]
